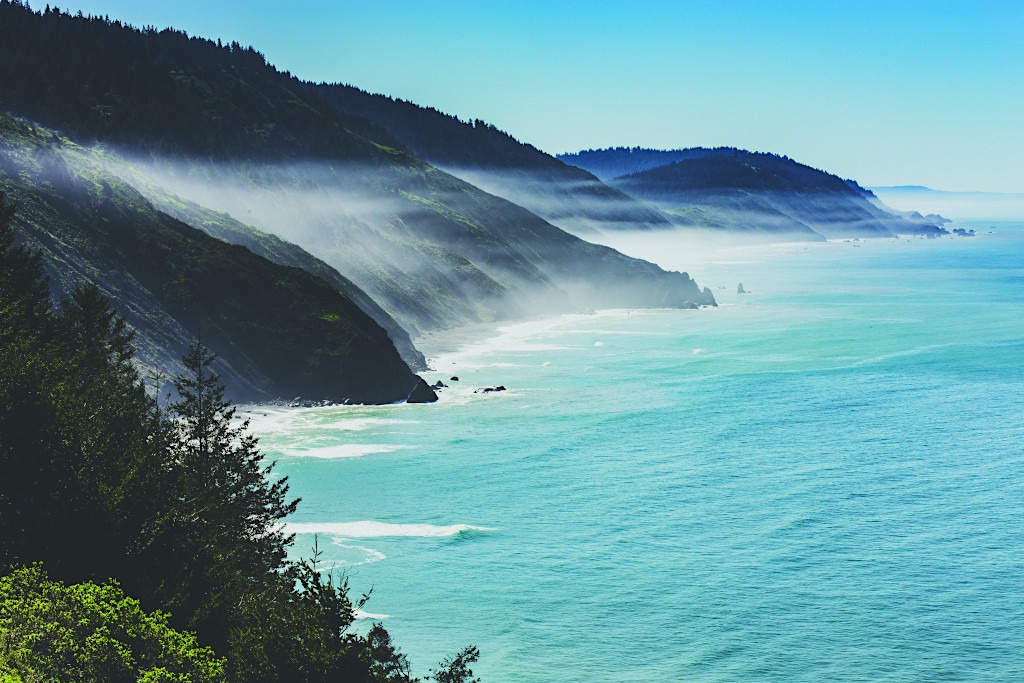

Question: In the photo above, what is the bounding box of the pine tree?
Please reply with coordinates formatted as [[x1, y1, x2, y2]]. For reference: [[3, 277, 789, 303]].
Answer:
[[169, 339, 297, 570], [0, 192, 166, 583], [159, 339, 297, 646], [0, 190, 54, 569]]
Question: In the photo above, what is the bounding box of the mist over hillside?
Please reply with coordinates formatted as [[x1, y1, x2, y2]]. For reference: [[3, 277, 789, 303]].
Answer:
[[0, 113, 432, 404], [0, 2, 714, 352], [560, 147, 947, 239], [313, 85, 674, 235]]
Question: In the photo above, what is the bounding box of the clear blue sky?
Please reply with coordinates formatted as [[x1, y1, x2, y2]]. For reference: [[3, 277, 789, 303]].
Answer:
[[53, 0, 1023, 192]]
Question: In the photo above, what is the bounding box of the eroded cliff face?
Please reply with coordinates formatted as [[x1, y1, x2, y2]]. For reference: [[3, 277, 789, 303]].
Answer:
[[1, 115, 434, 405]]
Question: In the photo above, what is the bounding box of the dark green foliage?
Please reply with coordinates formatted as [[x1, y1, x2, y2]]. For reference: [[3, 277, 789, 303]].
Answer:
[[227, 557, 367, 683], [0, 197, 471, 681], [148, 339, 297, 648], [365, 624, 415, 682], [0, 190, 168, 583], [0, 192, 48, 331], [0, 565, 226, 683], [430, 648, 481, 683], [0, 2, 386, 162]]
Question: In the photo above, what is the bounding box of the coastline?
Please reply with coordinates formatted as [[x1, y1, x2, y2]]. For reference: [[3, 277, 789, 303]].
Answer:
[[413, 320, 515, 364], [414, 308, 672, 371], [258, 223, 1024, 682]]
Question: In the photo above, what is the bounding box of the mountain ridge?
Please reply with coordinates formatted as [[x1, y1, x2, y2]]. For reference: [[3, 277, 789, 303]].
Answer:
[[0, 1, 716, 401], [0, 1, 715, 349], [0, 112, 434, 404], [311, 84, 675, 235], [560, 146, 947, 239]]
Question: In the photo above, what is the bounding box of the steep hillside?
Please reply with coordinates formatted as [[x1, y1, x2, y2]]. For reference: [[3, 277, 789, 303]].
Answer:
[[101, 156, 426, 370], [0, 3, 714, 338], [562, 147, 947, 239], [313, 85, 673, 235], [0, 4, 386, 161], [0, 113, 433, 404]]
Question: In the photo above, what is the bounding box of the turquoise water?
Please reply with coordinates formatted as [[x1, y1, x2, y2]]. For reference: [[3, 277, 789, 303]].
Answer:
[[249, 222, 1024, 682]]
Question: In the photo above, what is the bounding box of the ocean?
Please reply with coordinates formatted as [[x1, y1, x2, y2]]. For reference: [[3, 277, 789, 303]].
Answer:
[[247, 220, 1024, 682]]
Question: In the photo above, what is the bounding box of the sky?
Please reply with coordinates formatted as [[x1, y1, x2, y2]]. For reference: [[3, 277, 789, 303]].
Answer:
[[52, 0, 1023, 192]]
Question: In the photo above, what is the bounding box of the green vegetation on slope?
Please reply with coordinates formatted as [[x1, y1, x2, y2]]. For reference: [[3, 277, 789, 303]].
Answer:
[[102, 155, 427, 370], [0, 194, 474, 681], [0, 114, 430, 403]]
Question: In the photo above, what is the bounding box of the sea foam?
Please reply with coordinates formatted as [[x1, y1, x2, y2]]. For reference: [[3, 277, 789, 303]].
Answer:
[[282, 444, 407, 459], [286, 521, 494, 538]]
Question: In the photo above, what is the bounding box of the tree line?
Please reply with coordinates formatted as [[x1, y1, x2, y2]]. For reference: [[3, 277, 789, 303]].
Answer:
[[0, 191, 478, 681]]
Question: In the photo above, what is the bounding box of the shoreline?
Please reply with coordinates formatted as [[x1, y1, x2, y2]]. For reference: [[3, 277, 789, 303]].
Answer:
[[413, 320, 515, 364], [413, 229, 973, 370], [414, 308, 682, 370]]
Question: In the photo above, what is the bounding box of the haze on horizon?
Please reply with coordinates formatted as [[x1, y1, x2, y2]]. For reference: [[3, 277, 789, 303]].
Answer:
[[51, 0, 1023, 194]]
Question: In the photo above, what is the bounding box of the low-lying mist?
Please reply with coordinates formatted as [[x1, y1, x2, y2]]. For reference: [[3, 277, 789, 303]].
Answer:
[[104, 151, 713, 341], [435, 164, 952, 241], [435, 165, 672, 236], [871, 188, 1024, 222], [587, 227, 819, 275]]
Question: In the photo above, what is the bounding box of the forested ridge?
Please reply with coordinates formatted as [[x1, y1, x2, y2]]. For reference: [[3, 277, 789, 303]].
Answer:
[[561, 147, 948, 238], [313, 84, 674, 234], [0, 0, 714, 343], [0, 191, 476, 681], [0, 1, 396, 161]]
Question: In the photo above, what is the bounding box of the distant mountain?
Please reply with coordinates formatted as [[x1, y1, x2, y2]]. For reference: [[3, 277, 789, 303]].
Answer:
[[312, 85, 674, 235], [0, 3, 713, 349], [870, 186, 1024, 221], [559, 148, 722, 183], [560, 147, 947, 239], [0, 113, 433, 404]]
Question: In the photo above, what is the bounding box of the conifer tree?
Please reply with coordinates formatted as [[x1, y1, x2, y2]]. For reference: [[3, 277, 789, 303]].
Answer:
[[0, 190, 53, 569], [158, 339, 297, 645], [168, 338, 297, 570], [0, 190, 169, 583]]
